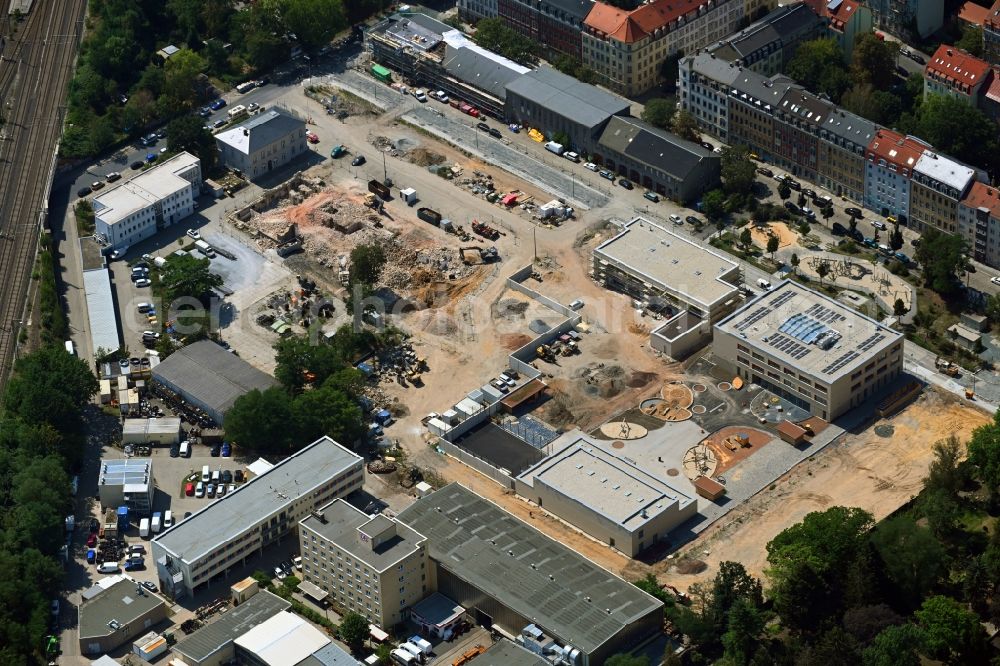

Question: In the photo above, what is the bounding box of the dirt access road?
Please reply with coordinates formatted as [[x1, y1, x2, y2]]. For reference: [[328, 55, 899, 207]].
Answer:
[[625, 388, 990, 589]]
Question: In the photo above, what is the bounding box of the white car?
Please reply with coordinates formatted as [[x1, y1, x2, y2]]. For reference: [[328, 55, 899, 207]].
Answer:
[[186, 229, 201, 240], [583, 162, 598, 172], [413, 89, 428, 102], [872, 220, 887, 230], [274, 565, 288, 580], [110, 246, 129, 260], [991, 276, 1000, 286], [433, 90, 449, 103], [669, 214, 683, 225], [294, 556, 303, 570], [136, 302, 153, 313], [135, 278, 151, 288]]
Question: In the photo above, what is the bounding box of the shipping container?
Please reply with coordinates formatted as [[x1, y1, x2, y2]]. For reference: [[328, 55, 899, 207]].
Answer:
[[371, 64, 393, 83]]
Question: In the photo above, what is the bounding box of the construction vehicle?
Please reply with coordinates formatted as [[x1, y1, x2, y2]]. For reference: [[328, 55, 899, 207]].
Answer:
[[459, 245, 499, 265], [472, 220, 500, 240], [363, 192, 384, 212], [536, 344, 555, 362], [417, 207, 442, 225], [368, 179, 391, 199], [935, 356, 960, 377]]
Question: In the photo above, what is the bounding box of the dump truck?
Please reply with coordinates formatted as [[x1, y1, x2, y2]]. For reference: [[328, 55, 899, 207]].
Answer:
[[417, 207, 442, 225], [368, 179, 391, 199], [935, 357, 960, 377], [472, 220, 499, 240]]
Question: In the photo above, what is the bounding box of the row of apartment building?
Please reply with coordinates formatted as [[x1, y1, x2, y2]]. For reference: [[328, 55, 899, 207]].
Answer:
[[679, 49, 1000, 267], [958, 0, 1000, 65], [458, 0, 876, 96]]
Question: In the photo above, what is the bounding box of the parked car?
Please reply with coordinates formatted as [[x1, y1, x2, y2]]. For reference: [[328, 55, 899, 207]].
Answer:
[[643, 191, 659, 202], [210, 98, 227, 110], [141, 581, 157, 593], [185, 482, 195, 496], [206, 483, 216, 497], [106, 172, 121, 182], [476, 122, 490, 131], [844, 207, 862, 218], [686, 216, 700, 225], [785, 179, 801, 191], [669, 214, 683, 225], [618, 178, 633, 190], [195, 482, 205, 497], [802, 188, 815, 199], [76, 186, 91, 198], [186, 228, 201, 240], [213, 119, 226, 128], [274, 565, 287, 580], [488, 127, 503, 139], [700, 141, 714, 151], [306, 131, 319, 144], [135, 278, 151, 288], [199, 106, 212, 117], [235, 470, 245, 483], [757, 167, 773, 177], [130, 160, 144, 170], [599, 170, 615, 180], [221, 443, 231, 458], [784, 201, 801, 213], [210, 445, 220, 457], [873, 220, 887, 230], [831, 222, 847, 236], [97, 562, 120, 574], [136, 302, 153, 313], [583, 162, 598, 172], [351, 155, 365, 166]]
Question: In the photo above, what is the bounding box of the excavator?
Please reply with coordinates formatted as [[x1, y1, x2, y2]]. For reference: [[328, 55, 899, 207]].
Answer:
[[458, 246, 499, 265]]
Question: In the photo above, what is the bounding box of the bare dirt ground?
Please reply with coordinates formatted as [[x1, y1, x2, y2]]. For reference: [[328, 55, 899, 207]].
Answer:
[[748, 222, 799, 250], [623, 388, 990, 588]]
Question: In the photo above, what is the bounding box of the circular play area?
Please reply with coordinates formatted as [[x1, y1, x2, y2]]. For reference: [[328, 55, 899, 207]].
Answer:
[[661, 382, 695, 407], [717, 382, 732, 391], [692, 404, 707, 415], [598, 419, 648, 440]]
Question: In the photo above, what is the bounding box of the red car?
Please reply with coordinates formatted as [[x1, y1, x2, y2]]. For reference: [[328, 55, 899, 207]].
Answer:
[[86, 534, 97, 547], [185, 482, 195, 496], [306, 132, 319, 144]]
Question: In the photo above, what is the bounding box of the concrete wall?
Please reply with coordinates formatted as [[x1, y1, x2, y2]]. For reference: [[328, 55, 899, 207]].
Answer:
[[649, 311, 711, 359], [436, 438, 516, 488]]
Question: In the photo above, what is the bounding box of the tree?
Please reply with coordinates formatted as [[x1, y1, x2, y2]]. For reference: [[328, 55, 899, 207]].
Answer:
[[641, 98, 675, 130], [851, 33, 899, 91], [701, 189, 727, 222], [739, 227, 753, 250], [787, 38, 851, 100], [282, 0, 346, 52], [843, 604, 904, 644], [766, 234, 779, 260], [766, 506, 874, 630], [969, 411, 1000, 496], [159, 253, 223, 304], [893, 298, 906, 317], [604, 655, 649, 666], [790, 253, 800, 275], [870, 515, 947, 609], [914, 227, 967, 295], [722, 598, 765, 666], [914, 595, 988, 663], [778, 181, 791, 200], [350, 243, 387, 288], [889, 224, 903, 251], [925, 436, 966, 494], [841, 83, 904, 125], [163, 48, 209, 108], [817, 261, 830, 285], [709, 561, 763, 635], [862, 624, 923, 666], [957, 26, 984, 58], [167, 114, 218, 173], [821, 205, 833, 226], [338, 611, 369, 651], [273, 336, 349, 393], [374, 643, 393, 665], [797, 626, 862, 666], [223, 387, 296, 453], [848, 214, 858, 234], [633, 573, 671, 605], [720, 145, 756, 196], [471, 18, 539, 66], [670, 109, 700, 142], [918, 487, 961, 537], [987, 292, 1000, 324], [910, 94, 1000, 174], [291, 383, 365, 446]]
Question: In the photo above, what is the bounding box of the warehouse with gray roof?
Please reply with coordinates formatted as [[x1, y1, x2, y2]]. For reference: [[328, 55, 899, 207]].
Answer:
[[396, 483, 663, 666], [152, 436, 363, 598], [150, 339, 278, 424], [504, 67, 631, 152], [78, 575, 168, 655], [595, 116, 721, 203], [172, 589, 291, 666]]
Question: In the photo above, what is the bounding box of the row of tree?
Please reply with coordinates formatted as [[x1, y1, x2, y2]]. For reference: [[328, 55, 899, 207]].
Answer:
[[0, 345, 99, 663]]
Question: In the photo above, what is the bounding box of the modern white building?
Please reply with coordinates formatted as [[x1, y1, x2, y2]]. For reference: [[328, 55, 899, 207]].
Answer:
[[215, 109, 307, 179], [152, 437, 363, 598], [714, 280, 904, 420], [93, 152, 202, 251], [514, 430, 697, 556], [121, 417, 182, 446], [98, 457, 154, 516], [299, 500, 429, 628]]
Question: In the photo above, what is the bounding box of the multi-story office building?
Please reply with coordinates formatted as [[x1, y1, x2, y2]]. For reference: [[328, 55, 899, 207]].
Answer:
[[152, 437, 363, 598], [93, 152, 202, 251], [299, 500, 429, 628], [867, 0, 943, 40], [706, 2, 825, 76], [817, 108, 876, 203], [497, 0, 593, 59], [923, 45, 992, 103], [772, 87, 834, 182], [714, 280, 904, 420], [959, 181, 1000, 267], [215, 109, 307, 180], [909, 150, 977, 234], [594, 116, 721, 202], [677, 53, 741, 142], [863, 129, 926, 217], [581, 0, 745, 96]]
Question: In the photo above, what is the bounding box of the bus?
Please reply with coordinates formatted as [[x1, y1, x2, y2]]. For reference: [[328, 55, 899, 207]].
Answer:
[[64, 340, 75, 356]]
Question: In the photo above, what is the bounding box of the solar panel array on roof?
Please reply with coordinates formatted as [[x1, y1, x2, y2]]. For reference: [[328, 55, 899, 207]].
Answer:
[[858, 332, 886, 352], [821, 350, 860, 374], [734, 306, 770, 331], [764, 333, 813, 360], [769, 290, 796, 309], [803, 303, 847, 323]]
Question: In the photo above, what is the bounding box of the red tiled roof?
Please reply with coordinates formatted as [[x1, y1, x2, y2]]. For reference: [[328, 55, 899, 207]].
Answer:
[[584, 0, 707, 43], [984, 68, 1000, 103], [926, 45, 991, 88], [827, 0, 860, 30], [958, 0, 990, 26], [987, 0, 1000, 29], [866, 129, 925, 175], [963, 181, 1000, 218]]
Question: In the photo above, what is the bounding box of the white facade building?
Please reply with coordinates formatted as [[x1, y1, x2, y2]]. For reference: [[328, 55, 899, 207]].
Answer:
[[215, 109, 307, 179], [93, 152, 201, 251]]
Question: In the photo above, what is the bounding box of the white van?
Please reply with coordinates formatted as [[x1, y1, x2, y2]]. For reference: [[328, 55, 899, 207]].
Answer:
[[398, 643, 423, 660], [757, 278, 772, 290], [211, 469, 221, 483], [227, 104, 247, 119], [64, 340, 75, 356], [179, 440, 190, 457], [236, 81, 256, 93], [97, 562, 120, 574], [407, 636, 432, 655], [139, 517, 150, 537], [151, 512, 162, 534], [202, 465, 210, 482], [390, 649, 417, 665], [164, 510, 173, 528], [544, 140, 564, 155]]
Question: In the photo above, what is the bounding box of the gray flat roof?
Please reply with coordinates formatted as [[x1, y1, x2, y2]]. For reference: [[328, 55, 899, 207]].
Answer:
[[518, 434, 695, 530], [443, 45, 526, 100], [92, 152, 200, 227], [79, 577, 166, 640], [99, 457, 152, 487], [123, 417, 181, 436], [505, 68, 630, 129], [173, 590, 290, 663], [83, 268, 121, 356], [594, 217, 740, 311], [151, 339, 277, 419], [296, 642, 363, 666], [300, 499, 425, 572], [598, 116, 714, 181], [396, 483, 663, 654], [685, 53, 741, 86], [153, 437, 362, 563], [715, 279, 903, 380], [471, 640, 549, 666]]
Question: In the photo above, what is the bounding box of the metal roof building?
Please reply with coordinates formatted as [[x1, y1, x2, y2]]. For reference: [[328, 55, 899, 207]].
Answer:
[[82, 268, 121, 358], [172, 590, 291, 666], [150, 339, 278, 424], [78, 575, 168, 655], [471, 639, 549, 665], [504, 67, 631, 150], [396, 483, 663, 666], [98, 457, 154, 516], [152, 437, 363, 599], [234, 611, 339, 665], [122, 417, 182, 445]]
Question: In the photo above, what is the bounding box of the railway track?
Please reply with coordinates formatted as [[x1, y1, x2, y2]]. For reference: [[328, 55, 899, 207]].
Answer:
[[0, 0, 87, 393]]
